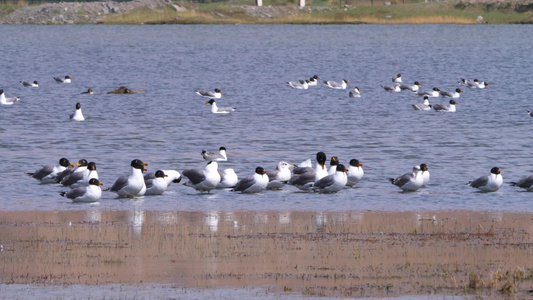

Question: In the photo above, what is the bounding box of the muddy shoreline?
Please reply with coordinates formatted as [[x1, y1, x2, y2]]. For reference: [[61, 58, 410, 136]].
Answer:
[[0, 210, 532, 298]]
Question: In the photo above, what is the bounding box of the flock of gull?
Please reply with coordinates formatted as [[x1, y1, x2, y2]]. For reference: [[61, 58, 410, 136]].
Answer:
[[5, 73, 533, 203]]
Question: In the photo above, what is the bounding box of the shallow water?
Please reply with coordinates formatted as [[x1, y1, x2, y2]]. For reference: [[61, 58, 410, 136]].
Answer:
[[0, 24, 532, 212]]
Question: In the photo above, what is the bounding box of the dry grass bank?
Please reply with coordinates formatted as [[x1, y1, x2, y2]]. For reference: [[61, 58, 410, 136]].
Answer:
[[1, 210, 532, 298]]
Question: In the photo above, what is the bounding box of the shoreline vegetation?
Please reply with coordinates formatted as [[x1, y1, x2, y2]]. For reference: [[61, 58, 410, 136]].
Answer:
[[0, 0, 532, 25], [0, 210, 532, 298]]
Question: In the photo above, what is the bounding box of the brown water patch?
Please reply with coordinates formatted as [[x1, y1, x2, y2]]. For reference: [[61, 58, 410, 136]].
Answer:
[[0, 210, 532, 298]]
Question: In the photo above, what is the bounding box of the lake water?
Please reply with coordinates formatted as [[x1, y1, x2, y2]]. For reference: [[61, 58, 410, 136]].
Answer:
[[0, 24, 532, 213]]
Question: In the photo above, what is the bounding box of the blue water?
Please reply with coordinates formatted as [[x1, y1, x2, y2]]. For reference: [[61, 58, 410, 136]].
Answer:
[[1, 24, 532, 212]]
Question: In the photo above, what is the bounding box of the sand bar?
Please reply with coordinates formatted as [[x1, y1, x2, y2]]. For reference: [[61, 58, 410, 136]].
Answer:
[[0, 210, 532, 298]]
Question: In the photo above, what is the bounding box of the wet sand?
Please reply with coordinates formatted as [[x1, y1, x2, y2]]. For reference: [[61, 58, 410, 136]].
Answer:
[[0, 209, 532, 298]]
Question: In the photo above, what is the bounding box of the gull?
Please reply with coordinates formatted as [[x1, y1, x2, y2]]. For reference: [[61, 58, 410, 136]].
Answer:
[[54, 76, 71, 83], [288, 152, 328, 191], [392, 73, 402, 83], [54, 159, 88, 183], [349, 87, 362, 98], [440, 88, 464, 98], [216, 168, 239, 189], [416, 87, 440, 97], [232, 166, 269, 194], [399, 81, 421, 92], [307, 75, 320, 86], [388, 165, 424, 192], [460, 78, 490, 88], [528, 110, 533, 118], [60, 178, 103, 203], [143, 170, 169, 195], [266, 161, 295, 190], [202, 147, 227, 161], [195, 88, 224, 98], [468, 167, 503, 192], [324, 79, 350, 89], [27, 158, 74, 184], [81, 89, 93, 94], [312, 164, 348, 193], [110, 159, 149, 197], [346, 159, 364, 187], [412, 96, 432, 111], [182, 161, 221, 193], [509, 175, 533, 192], [381, 83, 401, 92], [433, 100, 458, 112], [0, 89, 20, 105], [144, 169, 181, 186], [70, 102, 85, 121], [206, 99, 236, 114], [20, 80, 39, 87], [61, 161, 98, 189], [328, 156, 339, 175], [286, 80, 309, 89], [420, 163, 430, 187]]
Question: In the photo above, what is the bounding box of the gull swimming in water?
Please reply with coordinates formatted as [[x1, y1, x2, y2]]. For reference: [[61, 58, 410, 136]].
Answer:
[[70, 102, 85, 121], [433, 100, 457, 112], [460, 78, 490, 89], [468, 167, 503, 192], [54, 76, 71, 83], [20, 80, 39, 87], [307, 75, 320, 86], [60, 178, 103, 203], [81, 89, 93, 94], [412, 96, 432, 111], [509, 175, 533, 192], [388, 165, 424, 192], [206, 99, 236, 114], [182, 161, 221, 193], [416, 87, 440, 97], [381, 83, 401, 92], [392, 73, 402, 83], [312, 164, 348, 193], [109, 159, 149, 197], [195, 89, 224, 98], [202, 147, 227, 161], [286, 80, 309, 89], [346, 159, 364, 187], [0, 90, 20, 105], [232, 166, 269, 194], [324, 79, 350, 89], [528, 110, 533, 118], [349, 87, 362, 98], [440, 88, 463, 98], [288, 152, 328, 191], [266, 161, 295, 190], [399, 81, 421, 92], [27, 157, 74, 184]]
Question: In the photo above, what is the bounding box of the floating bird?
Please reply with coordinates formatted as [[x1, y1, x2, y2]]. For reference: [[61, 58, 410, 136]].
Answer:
[[54, 76, 71, 83], [416, 87, 440, 97], [528, 110, 533, 118], [312, 164, 348, 193], [195, 88, 224, 98], [60, 178, 103, 203], [381, 83, 401, 92], [412, 96, 432, 111], [20, 80, 38, 87], [202, 147, 227, 161], [61, 161, 98, 189], [266, 161, 295, 190], [307, 75, 320, 86], [420, 163, 430, 187], [288, 152, 328, 191], [182, 161, 221, 193], [433, 100, 458, 112], [389, 165, 424, 192], [399, 81, 421, 92], [81, 89, 93, 94], [27, 158, 74, 184], [440, 88, 463, 98], [70, 102, 85, 121], [324, 79, 350, 89], [346, 159, 364, 187], [206, 99, 236, 114], [110, 159, 148, 197], [0, 89, 20, 105], [460, 78, 490, 88], [216, 168, 239, 189], [349, 87, 362, 98], [476, 81, 490, 88], [143, 170, 169, 195], [286, 80, 309, 89], [468, 167, 503, 192], [232, 166, 269, 194], [392, 73, 402, 83], [509, 175, 533, 192]]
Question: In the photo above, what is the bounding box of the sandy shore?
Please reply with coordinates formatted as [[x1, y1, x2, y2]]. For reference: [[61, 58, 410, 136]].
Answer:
[[0, 209, 532, 298]]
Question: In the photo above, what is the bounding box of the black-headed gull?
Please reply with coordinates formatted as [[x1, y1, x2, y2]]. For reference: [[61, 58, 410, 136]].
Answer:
[[110, 159, 149, 197], [182, 161, 221, 193], [232, 166, 269, 194], [70, 102, 85, 121], [60, 178, 103, 203], [346, 159, 364, 187], [28, 158, 74, 184], [468, 167, 503, 192], [433, 100, 457, 112], [202, 147, 227, 161], [388, 165, 424, 191], [509, 175, 533, 192], [54, 76, 71, 83], [196, 88, 224, 98], [312, 164, 348, 193], [206, 99, 236, 114], [324, 79, 350, 89]]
